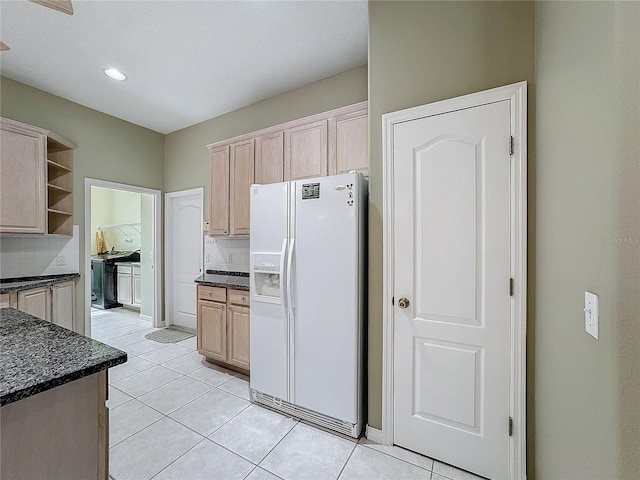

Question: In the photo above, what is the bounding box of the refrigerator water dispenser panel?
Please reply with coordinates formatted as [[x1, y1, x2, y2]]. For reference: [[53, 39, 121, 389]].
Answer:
[[252, 252, 282, 302]]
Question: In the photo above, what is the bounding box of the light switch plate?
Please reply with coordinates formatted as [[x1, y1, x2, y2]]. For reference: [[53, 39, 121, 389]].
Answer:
[[585, 291, 599, 339]]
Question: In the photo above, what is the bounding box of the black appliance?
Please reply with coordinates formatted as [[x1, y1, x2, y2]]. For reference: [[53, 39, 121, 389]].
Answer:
[[91, 250, 141, 309]]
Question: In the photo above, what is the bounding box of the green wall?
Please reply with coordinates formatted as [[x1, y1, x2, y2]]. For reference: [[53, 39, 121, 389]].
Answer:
[[164, 65, 368, 218], [1, 76, 164, 335], [533, 2, 639, 478], [370, 1, 639, 478], [368, 0, 535, 437]]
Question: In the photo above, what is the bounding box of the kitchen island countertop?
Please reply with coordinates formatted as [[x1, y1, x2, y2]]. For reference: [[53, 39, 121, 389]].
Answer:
[[194, 270, 249, 290], [0, 273, 80, 293], [0, 308, 126, 406]]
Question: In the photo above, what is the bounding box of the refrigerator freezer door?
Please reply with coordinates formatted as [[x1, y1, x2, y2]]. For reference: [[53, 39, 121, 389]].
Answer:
[[291, 173, 362, 423], [250, 182, 290, 400]]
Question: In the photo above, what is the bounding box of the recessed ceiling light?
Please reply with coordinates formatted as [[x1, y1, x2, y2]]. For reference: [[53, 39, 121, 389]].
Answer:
[[104, 68, 127, 81]]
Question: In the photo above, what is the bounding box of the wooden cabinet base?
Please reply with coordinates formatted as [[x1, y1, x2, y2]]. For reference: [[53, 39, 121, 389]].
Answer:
[[202, 356, 249, 377], [1, 371, 108, 480]]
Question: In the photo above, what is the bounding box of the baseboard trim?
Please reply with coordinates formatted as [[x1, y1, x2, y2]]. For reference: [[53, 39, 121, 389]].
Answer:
[[139, 314, 153, 322], [365, 425, 383, 444]]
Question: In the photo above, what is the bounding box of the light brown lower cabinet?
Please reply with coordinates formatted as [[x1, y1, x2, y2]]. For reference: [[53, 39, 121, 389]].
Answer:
[[197, 285, 250, 372], [17, 286, 51, 322], [227, 304, 250, 370], [3, 281, 76, 330], [197, 298, 227, 362], [1, 371, 108, 480]]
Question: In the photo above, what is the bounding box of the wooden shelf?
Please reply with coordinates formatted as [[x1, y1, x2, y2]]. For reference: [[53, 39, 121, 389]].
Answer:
[[47, 184, 72, 194], [48, 208, 72, 216], [47, 159, 72, 172]]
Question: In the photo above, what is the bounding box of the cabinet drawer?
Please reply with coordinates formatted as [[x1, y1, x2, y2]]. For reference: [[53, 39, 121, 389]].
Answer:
[[198, 285, 226, 302], [228, 289, 249, 306], [117, 265, 132, 275], [132, 265, 141, 276]]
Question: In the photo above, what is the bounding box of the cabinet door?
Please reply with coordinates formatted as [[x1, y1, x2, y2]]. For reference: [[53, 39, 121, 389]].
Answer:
[[197, 299, 227, 361], [227, 305, 250, 370], [132, 275, 141, 306], [51, 281, 75, 331], [229, 140, 254, 235], [255, 132, 284, 184], [18, 287, 51, 321], [284, 120, 328, 181], [0, 126, 47, 234], [329, 110, 369, 176], [117, 273, 132, 305], [210, 145, 230, 236]]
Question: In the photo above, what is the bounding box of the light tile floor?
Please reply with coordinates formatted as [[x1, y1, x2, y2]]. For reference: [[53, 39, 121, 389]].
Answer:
[[92, 308, 482, 480]]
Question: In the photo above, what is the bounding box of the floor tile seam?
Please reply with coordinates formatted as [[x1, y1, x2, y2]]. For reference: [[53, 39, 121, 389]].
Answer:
[[215, 381, 251, 401], [138, 348, 196, 365], [254, 418, 303, 474], [205, 434, 261, 467], [335, 440, 359, 480], [202, 401, 252, 437], [185, 368, 239, 384], [147, 437, 211, 480], [111, 369, 185, 399], [157, 349, 205, 370], [359, 442, 435, 472], [251, 419, 299, 466], [208, 413, 298, 466], [130, 375, 216, 410], [108, 415, 166, 449], [136, 385, 216, 415], [108, 362, 156, 384]]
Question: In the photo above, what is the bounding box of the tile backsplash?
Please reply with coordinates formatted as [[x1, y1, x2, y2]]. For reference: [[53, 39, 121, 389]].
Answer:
[[0, 225, 81, 279], [204, 236, 249, 273]]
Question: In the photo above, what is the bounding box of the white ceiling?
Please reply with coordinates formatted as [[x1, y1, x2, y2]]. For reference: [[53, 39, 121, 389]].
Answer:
[[0, 0, 368, 134]]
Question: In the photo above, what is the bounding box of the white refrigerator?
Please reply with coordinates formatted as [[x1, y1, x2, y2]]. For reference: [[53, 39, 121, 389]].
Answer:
[[249, 172, 366, 437]]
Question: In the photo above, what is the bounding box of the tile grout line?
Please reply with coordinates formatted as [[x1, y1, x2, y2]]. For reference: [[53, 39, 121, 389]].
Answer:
[[334, 441, 358, 480], [253, 417, 302, 477], [359, 441, 435, 473]]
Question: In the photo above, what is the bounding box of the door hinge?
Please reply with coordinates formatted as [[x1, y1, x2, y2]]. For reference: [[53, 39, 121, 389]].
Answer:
[[509, 417, 513, 436], [392, 296, 395, 306], [509, 278, 514, 296], [509, 136, 514, 156]]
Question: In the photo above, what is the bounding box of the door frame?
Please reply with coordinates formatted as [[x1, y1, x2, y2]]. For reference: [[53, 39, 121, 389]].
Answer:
[[164, 188, 203, 328], [84, 178, 163, 335], [381, 81, 527, 478]]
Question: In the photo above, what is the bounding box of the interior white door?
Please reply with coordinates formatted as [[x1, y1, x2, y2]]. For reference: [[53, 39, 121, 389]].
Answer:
[[168, 191, 202, 330], [393, 100, 511, 479]]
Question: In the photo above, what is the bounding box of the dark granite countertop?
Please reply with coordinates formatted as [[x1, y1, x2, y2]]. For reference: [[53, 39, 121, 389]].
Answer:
[[0, 273, 81, 294], [0, 308, 127, 406], [194, 270, 249, 290]]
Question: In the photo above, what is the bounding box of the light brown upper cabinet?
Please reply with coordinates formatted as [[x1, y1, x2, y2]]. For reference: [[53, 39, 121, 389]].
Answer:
[[229, 140, 254, 235], [209, 145, 230, 236], [0, 120, 47, 234], [206, 102, 368, 237], [329, 110, 368, 176], [1, 117, 76, 236], [284, 120, 328, 181], [255, 131, 284, 184]]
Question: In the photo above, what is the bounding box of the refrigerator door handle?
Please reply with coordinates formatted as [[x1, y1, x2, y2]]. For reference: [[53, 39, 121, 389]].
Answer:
[[286, 238, 295, 320], [279, 238, 288, 314]]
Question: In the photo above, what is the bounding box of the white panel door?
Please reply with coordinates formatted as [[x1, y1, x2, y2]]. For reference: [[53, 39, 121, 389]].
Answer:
[[249, 182, 290, 400], [393, 100, 511, 479], [292, 173, 360, 422], [168, 191, 202, 330]]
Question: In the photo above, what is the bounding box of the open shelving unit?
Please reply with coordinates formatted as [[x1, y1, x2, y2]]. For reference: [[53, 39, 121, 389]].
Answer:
[[46, 134, 76, 236]]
